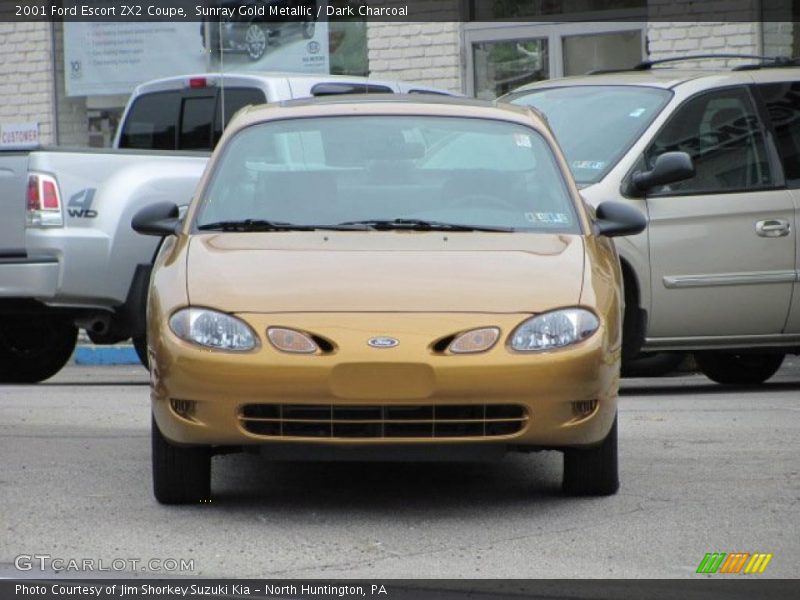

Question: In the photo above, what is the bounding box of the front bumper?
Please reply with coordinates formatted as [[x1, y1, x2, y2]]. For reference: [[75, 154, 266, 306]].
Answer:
[[151, 313, 620, 450]]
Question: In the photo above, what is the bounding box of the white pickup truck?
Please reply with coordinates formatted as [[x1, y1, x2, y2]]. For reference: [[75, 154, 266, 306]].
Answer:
[[0, 72, 453, 382]]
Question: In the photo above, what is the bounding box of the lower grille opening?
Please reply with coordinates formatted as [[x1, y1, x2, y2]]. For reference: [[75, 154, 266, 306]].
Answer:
[[239, 403, 528, 439]]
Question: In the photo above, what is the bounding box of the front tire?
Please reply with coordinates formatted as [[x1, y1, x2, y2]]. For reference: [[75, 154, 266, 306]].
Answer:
[[563, 415, 619, 496], [0, 315, 77, 383], [695, 351, 784, 385], [132, 336, 148, 370], [245, 22, 267, 61], [152, 416, 211, 505]]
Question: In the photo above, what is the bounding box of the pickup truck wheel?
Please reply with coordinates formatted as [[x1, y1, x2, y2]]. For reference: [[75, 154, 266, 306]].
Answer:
[[152, 416, 211, 505], [695, 352, 784, 385], [245, 23, 267, 61], [0, 315, 77, 383], [621, 351, 686, 378], [132, 336, 148, 369], [563, 415, 619, 496]]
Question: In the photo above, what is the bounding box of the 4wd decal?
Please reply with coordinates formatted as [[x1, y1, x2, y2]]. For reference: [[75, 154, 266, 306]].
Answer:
[[67, 188, 98, 218]]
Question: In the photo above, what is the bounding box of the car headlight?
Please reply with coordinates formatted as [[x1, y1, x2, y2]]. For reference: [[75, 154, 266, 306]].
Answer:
[[510, 308, 599, 352], [168, 308, 257, 351]]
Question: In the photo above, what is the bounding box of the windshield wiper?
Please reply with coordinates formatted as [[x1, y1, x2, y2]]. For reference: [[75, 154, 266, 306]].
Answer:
[[337, 219, 514, 232], [197, 220, 368, 232]]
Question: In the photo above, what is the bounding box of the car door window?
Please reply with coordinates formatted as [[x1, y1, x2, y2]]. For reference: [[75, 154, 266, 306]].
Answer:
[[758, 82, 800, 183], [644, 87, 775, 195]]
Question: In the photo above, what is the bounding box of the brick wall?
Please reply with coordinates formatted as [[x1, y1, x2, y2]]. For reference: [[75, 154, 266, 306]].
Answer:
[[0, 23, 88, 147], [365, 0, 463, 93], [762, 22, 794, 58], [367, 21, 462, 93], [0, 22, 55, 144], [647, 22, 761, 66]]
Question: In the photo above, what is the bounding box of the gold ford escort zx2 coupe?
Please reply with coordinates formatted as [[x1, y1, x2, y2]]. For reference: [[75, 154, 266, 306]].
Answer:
[[132, 95, 646, 504]]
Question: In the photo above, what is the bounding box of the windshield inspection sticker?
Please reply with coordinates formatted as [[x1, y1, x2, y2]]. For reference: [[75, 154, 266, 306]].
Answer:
[[514, 133, 532, 148], [525, 212, 570, 224], [572, 160, 606, 170]]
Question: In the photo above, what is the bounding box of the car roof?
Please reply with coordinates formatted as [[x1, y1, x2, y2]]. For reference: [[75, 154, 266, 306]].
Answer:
[[509, 66, 800, 93], [234, 94, 537, 124]]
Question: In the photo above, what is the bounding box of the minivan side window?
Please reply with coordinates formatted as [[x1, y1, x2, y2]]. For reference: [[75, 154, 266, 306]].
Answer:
[[758, 82, 800, 182], [644, 87, 775, 195]]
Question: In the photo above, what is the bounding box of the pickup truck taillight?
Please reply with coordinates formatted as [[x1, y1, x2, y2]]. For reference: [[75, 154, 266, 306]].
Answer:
[[26, 172, 63, 227]]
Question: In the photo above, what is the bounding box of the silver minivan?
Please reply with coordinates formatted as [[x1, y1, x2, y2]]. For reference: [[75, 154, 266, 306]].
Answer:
[[503, 57, 800, 385]]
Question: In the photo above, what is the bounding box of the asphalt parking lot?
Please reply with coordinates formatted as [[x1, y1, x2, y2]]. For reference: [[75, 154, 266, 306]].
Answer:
[[1, 358, 798, 579]]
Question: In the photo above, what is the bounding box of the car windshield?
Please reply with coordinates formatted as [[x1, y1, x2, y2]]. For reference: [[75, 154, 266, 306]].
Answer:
[[507, 86, 672, 185], [195, 115, 580, 233]]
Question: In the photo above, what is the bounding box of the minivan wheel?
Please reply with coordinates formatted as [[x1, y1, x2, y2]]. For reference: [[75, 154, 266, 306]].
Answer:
[[563, 415, 619, 496], [152, 416, 211, 505], [695, 352, 784, 385], [245, 23, 267, 61], [0, 315, 77, 383]]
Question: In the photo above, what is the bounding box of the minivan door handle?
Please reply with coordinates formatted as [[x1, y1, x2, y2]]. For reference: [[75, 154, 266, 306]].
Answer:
[[755, 219, 791, 238]]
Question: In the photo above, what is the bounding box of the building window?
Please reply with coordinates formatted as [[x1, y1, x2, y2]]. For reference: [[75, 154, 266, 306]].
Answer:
[[473, 38, 549, 99]]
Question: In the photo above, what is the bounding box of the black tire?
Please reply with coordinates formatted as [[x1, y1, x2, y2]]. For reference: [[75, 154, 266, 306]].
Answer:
[[563, 415, 619, 496], [132, 336, 148, 370], [695, 351, 784, 385], [152, 416, 211, 505], [621, 351, 686, 378], [0, 315, 78, 383], [244, 22, 267, 61]]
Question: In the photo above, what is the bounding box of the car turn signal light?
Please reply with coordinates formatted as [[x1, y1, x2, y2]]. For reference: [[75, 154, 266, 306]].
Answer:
[[447, 327, 500, 354], [267, 327, 319, 354]]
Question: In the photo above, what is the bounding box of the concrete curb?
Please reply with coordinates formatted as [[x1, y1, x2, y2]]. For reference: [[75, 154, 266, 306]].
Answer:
[[72, 345, 140, 366]]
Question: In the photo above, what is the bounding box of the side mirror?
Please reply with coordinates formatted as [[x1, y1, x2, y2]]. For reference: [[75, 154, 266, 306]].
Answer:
[[631, 151, 694, 194], [131, 202, 181, 237], [595, 201, 647, 238]]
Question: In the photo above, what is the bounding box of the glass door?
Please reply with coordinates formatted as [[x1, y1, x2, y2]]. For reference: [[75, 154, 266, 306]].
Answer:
[[465, 22, 645, 99], [472, 37, 549, 100]]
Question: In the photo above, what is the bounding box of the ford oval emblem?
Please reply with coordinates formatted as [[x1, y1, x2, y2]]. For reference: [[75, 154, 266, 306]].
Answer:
[[368, 336, 399, 349]]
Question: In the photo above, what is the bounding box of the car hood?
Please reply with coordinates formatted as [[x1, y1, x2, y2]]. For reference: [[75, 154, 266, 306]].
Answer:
[[186, 232, 585, 313]]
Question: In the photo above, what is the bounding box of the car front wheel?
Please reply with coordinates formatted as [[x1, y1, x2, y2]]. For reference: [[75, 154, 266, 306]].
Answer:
[[562, 415, 619, 496], [152, 416, 211, 505], [245, 22, 267, 61], [695, 351, 784, 385]]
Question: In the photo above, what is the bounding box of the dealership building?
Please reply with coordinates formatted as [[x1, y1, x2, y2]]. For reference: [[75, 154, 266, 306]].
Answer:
[[0, 0, 798, 148]]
